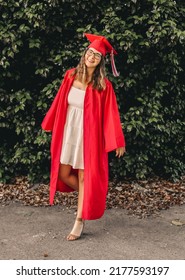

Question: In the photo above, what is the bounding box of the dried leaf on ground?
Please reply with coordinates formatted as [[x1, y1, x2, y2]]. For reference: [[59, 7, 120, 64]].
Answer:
[[0, 176, 185, 218], [171, 219, 185, 226]]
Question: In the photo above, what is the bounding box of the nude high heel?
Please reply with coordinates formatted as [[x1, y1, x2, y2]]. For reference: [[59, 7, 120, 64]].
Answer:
[[67, 218, 85, 241]]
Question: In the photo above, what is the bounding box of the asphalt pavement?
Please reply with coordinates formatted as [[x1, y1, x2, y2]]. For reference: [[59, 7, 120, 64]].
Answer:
[[0, 201, 185, 260]]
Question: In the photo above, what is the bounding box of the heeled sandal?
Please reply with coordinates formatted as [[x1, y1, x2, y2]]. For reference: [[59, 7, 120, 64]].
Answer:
[[67, 218, 85, 241]]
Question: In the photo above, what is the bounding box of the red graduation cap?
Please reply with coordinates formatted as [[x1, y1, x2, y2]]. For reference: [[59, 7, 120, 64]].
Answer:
[[84, 33, 119, 77]]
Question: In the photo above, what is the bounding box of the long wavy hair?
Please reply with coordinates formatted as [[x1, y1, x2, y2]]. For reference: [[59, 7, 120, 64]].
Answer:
[[71, 49, 106, 91]]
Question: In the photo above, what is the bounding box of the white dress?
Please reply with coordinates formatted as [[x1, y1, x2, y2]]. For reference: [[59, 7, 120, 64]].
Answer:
[[60, 86, 85, 169]]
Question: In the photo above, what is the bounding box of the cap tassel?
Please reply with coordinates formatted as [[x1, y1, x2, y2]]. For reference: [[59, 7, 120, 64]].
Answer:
[[110, 49, 119, 77]]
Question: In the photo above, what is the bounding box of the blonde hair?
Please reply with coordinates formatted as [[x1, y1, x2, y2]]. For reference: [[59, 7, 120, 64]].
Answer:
[[71, 49, 106, 91]]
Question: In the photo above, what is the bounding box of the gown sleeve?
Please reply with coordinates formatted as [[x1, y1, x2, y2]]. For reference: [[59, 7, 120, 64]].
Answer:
[[41, 71, 68, 131], [103, 80, 126, 152]]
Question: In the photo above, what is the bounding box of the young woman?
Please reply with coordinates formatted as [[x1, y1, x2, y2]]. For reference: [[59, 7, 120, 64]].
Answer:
[[41, 33, 126, 241]]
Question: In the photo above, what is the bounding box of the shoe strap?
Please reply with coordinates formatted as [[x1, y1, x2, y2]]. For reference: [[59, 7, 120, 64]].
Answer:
[[76, 217, 83, 222]]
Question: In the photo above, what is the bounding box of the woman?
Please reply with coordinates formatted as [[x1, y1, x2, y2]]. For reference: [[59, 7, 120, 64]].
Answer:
[[41, 33, 126, 241]]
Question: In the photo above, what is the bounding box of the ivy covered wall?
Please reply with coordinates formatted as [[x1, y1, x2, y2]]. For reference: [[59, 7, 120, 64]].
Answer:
[[0, 0, 184, 183]]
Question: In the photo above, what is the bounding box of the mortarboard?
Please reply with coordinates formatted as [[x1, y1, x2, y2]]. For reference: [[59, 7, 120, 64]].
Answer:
[[84, 33, 119, 77]]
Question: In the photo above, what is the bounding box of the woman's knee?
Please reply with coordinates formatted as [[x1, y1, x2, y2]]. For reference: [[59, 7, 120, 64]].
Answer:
[[58, 164, 71, 182]]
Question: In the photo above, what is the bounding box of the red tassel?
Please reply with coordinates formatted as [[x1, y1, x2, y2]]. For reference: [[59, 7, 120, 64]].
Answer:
[[110, 49, 119, 77]]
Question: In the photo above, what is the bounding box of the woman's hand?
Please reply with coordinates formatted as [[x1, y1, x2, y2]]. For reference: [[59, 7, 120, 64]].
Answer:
[[115, 147, 126, 158]]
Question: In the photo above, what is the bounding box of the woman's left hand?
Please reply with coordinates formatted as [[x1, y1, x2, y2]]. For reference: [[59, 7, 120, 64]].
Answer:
[[115, 147, 126, 158]]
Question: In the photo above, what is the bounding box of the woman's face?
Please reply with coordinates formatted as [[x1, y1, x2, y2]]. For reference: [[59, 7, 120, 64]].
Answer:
[[85, 47, 102, 69]]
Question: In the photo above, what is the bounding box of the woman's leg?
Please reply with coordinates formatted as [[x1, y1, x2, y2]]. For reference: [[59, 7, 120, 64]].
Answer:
[[58, 163, 79, 191], [76, 169, 84, 218], [67, 169, 84, 241]]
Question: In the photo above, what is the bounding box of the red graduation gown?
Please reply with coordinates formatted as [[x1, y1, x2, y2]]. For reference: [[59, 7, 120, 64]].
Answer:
[[41, 68, 125, 220]]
